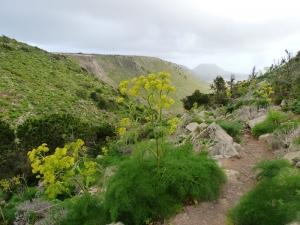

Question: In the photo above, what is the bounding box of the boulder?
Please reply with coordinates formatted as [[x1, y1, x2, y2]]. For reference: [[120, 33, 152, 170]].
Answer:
[[198, 122, 208, 131], [186, 122, 199, 132], [235, 105, 268, 123], [194, 122, 242, 159], [283, 151, 300, 164], [258, 133, 274, 144], [248, 115, 267, 129], [235, 106, 252, 121]]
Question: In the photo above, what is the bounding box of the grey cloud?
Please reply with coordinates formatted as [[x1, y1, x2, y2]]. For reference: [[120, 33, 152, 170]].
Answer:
[[1, 0, 300, 73]]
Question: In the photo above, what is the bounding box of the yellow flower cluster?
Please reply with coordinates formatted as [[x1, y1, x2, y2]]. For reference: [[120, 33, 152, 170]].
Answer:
[[28, 139, 98, 198], [118, 72, 176, 98], [226, 88, 232, 98], [102, 147, 108, 156], [0, 179, 9, 191], [257, 83, 275, 102], [167, 117, 181, 134], [0, 174, 24, 193], [191, 102, 198, 110], [118, 118, 131, 136], [12, 174, 23, 185]]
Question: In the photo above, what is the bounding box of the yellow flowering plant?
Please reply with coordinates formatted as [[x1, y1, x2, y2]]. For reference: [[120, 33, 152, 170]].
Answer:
[[255, 83, 275, 102], [117, 72, 180, 168], [27, 139, 99, 198]]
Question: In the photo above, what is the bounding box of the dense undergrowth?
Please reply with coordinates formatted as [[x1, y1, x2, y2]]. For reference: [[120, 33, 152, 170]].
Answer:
[[105, 142, 226, 225], [251, 111, 292, 138], [227, 159, 300, 225], [2, 36, 300, 225]]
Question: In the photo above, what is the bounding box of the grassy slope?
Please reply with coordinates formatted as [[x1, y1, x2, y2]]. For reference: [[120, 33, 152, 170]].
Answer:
[[0, 36, 210, 127], [67, 54, 211, 112], [0, 36, 122, 127]]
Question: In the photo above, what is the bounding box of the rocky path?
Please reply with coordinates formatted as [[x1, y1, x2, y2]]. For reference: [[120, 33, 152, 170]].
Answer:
[[163, 133, 274, 225]]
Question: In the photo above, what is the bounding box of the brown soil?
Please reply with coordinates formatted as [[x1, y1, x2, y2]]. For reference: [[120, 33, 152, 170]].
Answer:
[[163, 133, 274, 225]]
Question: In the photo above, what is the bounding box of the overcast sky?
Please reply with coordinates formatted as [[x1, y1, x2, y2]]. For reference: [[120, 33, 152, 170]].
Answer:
[[1, 0, 300, 79]]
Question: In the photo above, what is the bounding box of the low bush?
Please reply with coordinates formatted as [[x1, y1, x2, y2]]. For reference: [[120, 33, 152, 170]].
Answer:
[[104, 142, 226, 225], [225, 106, 235, 115], [291, 98, 300, 114], [48, 194, 109, 225], [216, 121, 242, 137], [274, 96, 284, 105], [227, 159, 300, 225], [256, 99, 269, 109], [191, 116, 203, 124], [251, 111, 292, 138], [17, 114, 97, 154], [0, 119, 16, 178], [181, 90, 212, 110]]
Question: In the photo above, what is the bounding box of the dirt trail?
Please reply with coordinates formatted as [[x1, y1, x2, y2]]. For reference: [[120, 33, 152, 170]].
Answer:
[[164, 133, 274, 225]]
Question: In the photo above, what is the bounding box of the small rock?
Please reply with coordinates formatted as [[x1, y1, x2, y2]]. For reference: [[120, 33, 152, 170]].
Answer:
[[224, 169, 240, 182], [295, 162, 300, 168], [292, 156, 300, 163], [248, 115, 267, 129], [283, 151, 300, 164], [258, 133, 274, 144]]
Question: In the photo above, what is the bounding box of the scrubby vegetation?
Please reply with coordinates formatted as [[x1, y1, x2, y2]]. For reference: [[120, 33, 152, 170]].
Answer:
[[251, 111, 292, 138], [1, 36, 300, 225], [105, 142, 226, 225], [227, 159, 300, 225]]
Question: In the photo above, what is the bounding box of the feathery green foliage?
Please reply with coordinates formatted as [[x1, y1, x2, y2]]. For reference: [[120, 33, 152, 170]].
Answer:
[[251, 111, 292, 138], [291, 97, 300, 115], [227, 159, 300, 225], [49, 194, 109, 225], [105, 142, 226, 225], [216, 121, 242, 137]]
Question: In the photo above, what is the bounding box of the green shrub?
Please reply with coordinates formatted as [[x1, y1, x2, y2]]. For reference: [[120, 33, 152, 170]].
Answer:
[[216, 121, 242, 137], [267, 111, 291, 124], [204, 111, 215, 118], [291, 98, 300, 114], [293, 136, 300, 146], [251, 111, 292, 138], [227, 159, 300, 225], [17, 114, 97, 154], [252, 158, 292, 180], [88, 123, 116, 157], [48, 194, 109, 225], [0, 119, 15, 153], [274, 96, 284, 105], [181, 90, 211, 110], [105, 142, 226, 225], [0, 119, 16, 178], [225, 106, 235, 115], [234, 101, 245, 109], [256, 99, 269, 109], [191, 117, 203, 124], [251, 120, 278, 138], [75, 89, 87, 99]]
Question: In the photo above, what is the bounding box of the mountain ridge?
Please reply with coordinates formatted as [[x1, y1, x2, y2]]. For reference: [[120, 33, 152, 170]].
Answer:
[[192, 63, 248, 81]]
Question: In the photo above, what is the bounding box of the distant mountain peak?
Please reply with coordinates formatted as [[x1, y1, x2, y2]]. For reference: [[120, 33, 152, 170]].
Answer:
[[192, 63, 247, 81]]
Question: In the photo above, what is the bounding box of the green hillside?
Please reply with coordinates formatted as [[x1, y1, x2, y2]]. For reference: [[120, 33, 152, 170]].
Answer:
[[0, 36, 125, 126], [0, 36, 210, 126], [67, 53, 211, 111]]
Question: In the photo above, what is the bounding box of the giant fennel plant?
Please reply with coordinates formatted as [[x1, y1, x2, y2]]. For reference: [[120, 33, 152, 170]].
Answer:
[[117, 72, 180, 168], [28, 139, 98, 198]]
